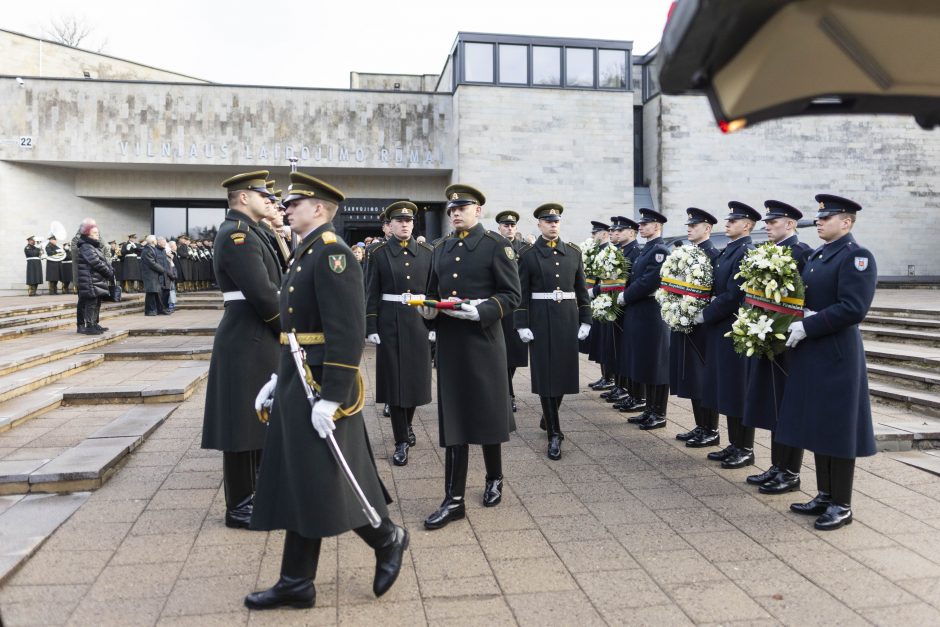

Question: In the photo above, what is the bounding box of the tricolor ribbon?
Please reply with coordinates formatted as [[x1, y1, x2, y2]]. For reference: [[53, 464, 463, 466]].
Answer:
[[744, 288, 805, 317], [599, 278, 626, 293], [660, 276, 711, 300]]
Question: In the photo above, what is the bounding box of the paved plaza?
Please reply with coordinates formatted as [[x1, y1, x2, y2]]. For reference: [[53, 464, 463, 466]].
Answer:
[[1, 344, 939, 626]]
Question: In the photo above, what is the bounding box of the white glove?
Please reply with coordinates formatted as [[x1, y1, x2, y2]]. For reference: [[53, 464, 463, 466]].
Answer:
[[416, 305, 439, 320], [428, 331, 436, 343], [693, 311, 705, 325], [617, 292, 625, 306], [518, 328, 534, 343], [577, 323, 591, 340], [803, 308, 817, 318], [254, 373, 277, 413], [443, 304, 480, 321], [785, 321, 807, 348], [310, 400, 340, 439], [367, 333, 381, 345]]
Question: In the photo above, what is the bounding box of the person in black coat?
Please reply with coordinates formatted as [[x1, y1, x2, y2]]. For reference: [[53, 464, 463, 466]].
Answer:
[[515, 203, 591, 460], [495, 210, 530, 412], [617, 209, 671, 430], [742, 201, 814, 495], [584, 221, 613, 389], [140, 236, 168, 316], [248, 171, 406, 610], [155, 237, 175, 312], [696, 202, 759, 469], [418, 184, 521, 530], [365, 201, 434, 466], [607, 217, 644, 411], [203, 171, 282, 531], [60, 242, 74, 295], [776, 195, 877, 531], [75, 225, 114, 335], [120, 235, 142, 292], [24, 236, 43, 296], [45, 235, 66, 295], [672, 209, 722, 448]]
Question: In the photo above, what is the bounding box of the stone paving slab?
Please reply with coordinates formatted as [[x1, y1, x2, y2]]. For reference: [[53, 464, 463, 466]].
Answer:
[[0, 352, 938, 625]]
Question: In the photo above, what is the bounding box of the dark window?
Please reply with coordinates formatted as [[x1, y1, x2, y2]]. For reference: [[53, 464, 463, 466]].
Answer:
[[599, 49, 627, 88], [498, 44, 528, 84], [188, 208, 226, 241], [533, 46, 561, 86], [565, 48, 594, 87], [464, 43, 494, 83]]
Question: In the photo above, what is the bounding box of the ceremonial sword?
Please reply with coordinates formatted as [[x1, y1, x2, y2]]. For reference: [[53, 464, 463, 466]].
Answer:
[[286, 332, 381, 528]]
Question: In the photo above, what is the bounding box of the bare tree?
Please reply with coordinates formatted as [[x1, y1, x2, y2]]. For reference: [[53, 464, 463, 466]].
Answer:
[[44, 14, 107, 52]]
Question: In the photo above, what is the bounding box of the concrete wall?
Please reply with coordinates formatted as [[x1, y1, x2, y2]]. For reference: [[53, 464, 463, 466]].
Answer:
[[0, 161, 150, 292], [654, 95, 940, 276], [0, 77, 455, 171], [0, 29, 206, 82], [453, 85, 633, 243], [349, 73, 438, 92]]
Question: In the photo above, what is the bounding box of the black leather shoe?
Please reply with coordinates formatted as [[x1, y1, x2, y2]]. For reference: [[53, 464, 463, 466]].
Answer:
[[759, 471, 801, 495], [225, 496, 253, 529], [618, 398, 647, 413], [639, 414, 666, 430], [392, 443, 408, 466], [627, 410, 651, 424], [676, 426, 704, 441], [483, 477, 503, 506], [512, 396, 517, 412], [424, 498, 466, 529], [593, 378, 616, 391], [94, 324, 109, 332], [373, 526, 409, 597], [790, 492, 832, 516], [814, 503, 853, 531], [746, 465, 779, 485], [686, 430, 720, 448], [588, 376, 605, 389], [707, 444, 736, 461], [383, 404, 390, 417], [407, 426, 417, 447], [721, 448, 755, 469], [600, 386, 624, 400], [547, 435, 562, 460], [245, 576, 315, 610]]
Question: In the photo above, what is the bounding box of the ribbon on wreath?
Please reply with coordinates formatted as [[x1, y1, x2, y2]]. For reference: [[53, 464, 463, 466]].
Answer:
[[660, 276, 711, 299], [744, 288, 805, 317], [599, 278, 626, 292]]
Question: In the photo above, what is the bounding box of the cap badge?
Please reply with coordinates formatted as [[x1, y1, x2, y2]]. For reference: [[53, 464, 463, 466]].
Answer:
[[819, 202, 826, 210], [451, 193, 459, 200], [549, 209, 558, 215]]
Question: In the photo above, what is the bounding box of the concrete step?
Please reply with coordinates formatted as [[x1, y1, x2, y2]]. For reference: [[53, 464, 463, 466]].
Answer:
[[0, 300, 136, 329], [864, 315, 940, 331], [0, 492, 90, 584], [868, 363, 940, 394], [865, 341, 940, 373], [869, 382, 940, 417], [0, 330, 129, 377], [860, 325, 940, 348], [91, 345, 213, 360], [0, 386, 68, 433], [868, 305, 940, 321], [0, 355, 104, 404], [62, 361, 209, 404], [887, 450, 940, 476], [0, 302, 144, 341], [129, 326, 216, 337], [0, 300, 75, 320]]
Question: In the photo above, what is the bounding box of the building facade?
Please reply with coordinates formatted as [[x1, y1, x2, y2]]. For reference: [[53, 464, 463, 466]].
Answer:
[[0, 28, 937, 291]]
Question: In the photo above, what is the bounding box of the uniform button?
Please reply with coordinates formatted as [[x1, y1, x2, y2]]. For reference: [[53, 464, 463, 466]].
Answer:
[[455, 257, 461, 261], [306, 249, 312, 255], [291, 327, 297, 333], [406, 275, 411, 279], [288, 307, 293, 313], [405, 262, 410, 266], [458, 242, 463, 247], [555, 274, 560, 277], [553, 251, 558, 255], [810, 269, 814, 272], [288, 286, 294, 292], [296, 266, 301, 272], [452, 290, 457, 296], [555, 262, 560, 266], [453, 273, 458, 278]]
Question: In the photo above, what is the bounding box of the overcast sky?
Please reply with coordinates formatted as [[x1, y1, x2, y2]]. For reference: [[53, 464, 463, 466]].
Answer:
[[3, 0, 674, 87]]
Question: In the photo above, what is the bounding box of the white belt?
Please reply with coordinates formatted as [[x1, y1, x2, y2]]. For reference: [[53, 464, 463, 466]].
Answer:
[[532, 290, 575, 302], [382, 293, 426, 304], [223, 290, 246, 302], [125, 254, 138, 257]]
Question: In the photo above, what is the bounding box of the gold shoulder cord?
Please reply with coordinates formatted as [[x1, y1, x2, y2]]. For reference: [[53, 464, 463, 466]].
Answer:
[[303, 364, 366, 420]]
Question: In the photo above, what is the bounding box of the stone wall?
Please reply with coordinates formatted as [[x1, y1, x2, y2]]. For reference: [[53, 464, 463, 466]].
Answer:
[[0, 29, 206, 82], [652, 95, 940, 277], [453, 85, 634, 243]]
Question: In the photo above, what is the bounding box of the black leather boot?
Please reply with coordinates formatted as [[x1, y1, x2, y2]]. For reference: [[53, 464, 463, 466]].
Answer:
[[747, 466, 779, 485], [355, 519, 410, 597], [425, 445, 468, 529], [541, 397, 562, 460], [814, 503, 853, 530], [245, 531, 320, 609], [392, 443, 409, 466], [383, 404, 390, 417], [223, 450, 259, 529], [759, 470, 801, 495], [406, 408, 417, 446], [482, 444, 504, 506], [790, 492, 832, 516], [483, 476, 503, 506]]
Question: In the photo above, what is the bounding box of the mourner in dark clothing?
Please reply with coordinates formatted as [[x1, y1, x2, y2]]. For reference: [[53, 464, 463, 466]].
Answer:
[[45, 235, 66, 295], [75, 224, 114, 335], [777, 194, 877, 531], [495, 210, 529, 412], [120, 235, 142, 293], [248, 171, 406, 610], [140, 236, 169, 316]]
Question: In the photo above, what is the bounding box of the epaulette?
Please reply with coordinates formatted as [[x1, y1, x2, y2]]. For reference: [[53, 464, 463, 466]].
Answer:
[[321, 231, 337, 245], [518, 243, 535, 257], [484, 230, 510, 244], [567, 241, 581, 253], [434, 238, 446, 248], [372, 240, 388, 253], [418, 240, 433, 252]]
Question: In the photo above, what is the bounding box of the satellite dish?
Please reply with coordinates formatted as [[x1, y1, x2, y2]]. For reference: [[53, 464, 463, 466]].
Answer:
[[50, 221, 68, 242]]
